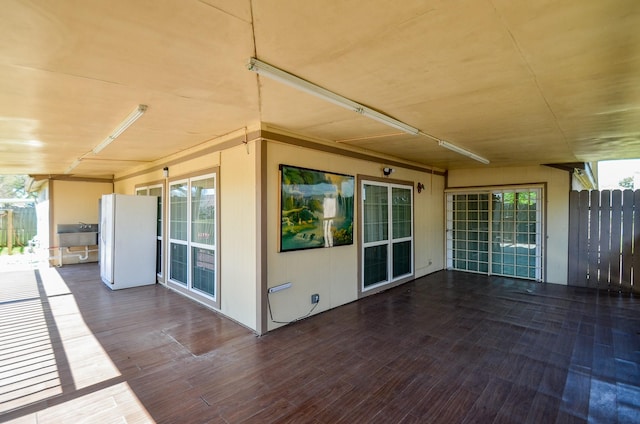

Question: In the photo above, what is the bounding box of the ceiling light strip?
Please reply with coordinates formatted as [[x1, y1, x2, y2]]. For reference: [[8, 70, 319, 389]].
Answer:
[[247, 58, 419, 135], [64, 159, 82, 174], [92, 104, 148, 154], [438, 140, 490, 164], [417, 130, 489, 164], [247, 57, 489, 164]]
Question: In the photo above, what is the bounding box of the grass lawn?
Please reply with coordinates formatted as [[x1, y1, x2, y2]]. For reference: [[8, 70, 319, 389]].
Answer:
[[0, 246, 26, 255]]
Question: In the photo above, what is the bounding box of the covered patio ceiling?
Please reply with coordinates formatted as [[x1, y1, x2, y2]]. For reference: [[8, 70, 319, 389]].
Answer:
[[1, 0, 639, 177]]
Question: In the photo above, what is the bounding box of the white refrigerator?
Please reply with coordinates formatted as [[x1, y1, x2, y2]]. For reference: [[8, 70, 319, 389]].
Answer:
[[100, 194, 157, 290]]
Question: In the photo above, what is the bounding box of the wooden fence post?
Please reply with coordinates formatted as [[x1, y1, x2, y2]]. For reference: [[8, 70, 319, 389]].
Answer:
[[568, 191, 579, 285], [569, 189, 638, 294], [634, 190, 640, 294], [7, 209, 13, 255], [621, 190, 633, 292]]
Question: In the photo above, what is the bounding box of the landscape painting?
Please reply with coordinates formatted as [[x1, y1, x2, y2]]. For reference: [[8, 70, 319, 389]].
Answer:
[[280, 165, 354, 252]]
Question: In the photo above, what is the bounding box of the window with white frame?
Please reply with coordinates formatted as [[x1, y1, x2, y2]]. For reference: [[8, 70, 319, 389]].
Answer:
[[361, 180, 414, 292], [135, 183, 164, 277], [168, 173, 217, 301], [445, 187, 543, 281]]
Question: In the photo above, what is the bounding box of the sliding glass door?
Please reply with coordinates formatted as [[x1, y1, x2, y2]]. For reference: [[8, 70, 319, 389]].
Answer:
[[491, 190, 542, 279], [168, 173, 218, 302], [169, 180, 189, 285], [362, 180, 414, 292], [446, 187, 543, 281], [447, 193, 490, 273]]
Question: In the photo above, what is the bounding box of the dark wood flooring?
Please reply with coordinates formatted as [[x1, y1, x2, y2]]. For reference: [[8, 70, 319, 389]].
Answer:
[[1, 264, 639, 423]]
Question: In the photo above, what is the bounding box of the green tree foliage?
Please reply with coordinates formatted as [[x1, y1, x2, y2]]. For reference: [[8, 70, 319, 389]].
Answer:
[[618, 176, 634, 189], [282, 167, 327, 186], [0, 175, 35, 199]]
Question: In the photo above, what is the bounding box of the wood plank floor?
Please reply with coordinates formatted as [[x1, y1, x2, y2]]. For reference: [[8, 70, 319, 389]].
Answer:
[[1, 264, 639, 423]]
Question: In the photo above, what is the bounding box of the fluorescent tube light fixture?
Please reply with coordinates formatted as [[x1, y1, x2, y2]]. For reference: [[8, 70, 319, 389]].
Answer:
[[247, 58, 419, 135], [268, 282, 292, 294], [438, 140, 490, 165], [64, 159, 82, 174], [247, 58, 489, 164], [92, 104, 148, 154]]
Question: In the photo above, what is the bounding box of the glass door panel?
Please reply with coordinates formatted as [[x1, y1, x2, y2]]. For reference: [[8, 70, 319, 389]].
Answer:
[[170, 182, 188, 241], [448, 193, 489, 273], [170, 243, 187, 285], [392, 187, 411, 238], [364, 244, 388, 287], [447, 188, 542, 281], [392, 241, 412, 277], [491, 190, 541, 280], [363, 185, 388, 243], [191, 178, 215, 245], [168, 175, 218, 300], [392, 187, 412, 279], [169, 181, 188, 286], [363, 184, 389, 289], [190, 177, 216, 297], [362, 181, 413, 292], [192, 246, 215, 296]]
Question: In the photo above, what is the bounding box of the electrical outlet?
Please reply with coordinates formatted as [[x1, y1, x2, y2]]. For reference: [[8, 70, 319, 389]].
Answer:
[[311, 294, 320, 304]]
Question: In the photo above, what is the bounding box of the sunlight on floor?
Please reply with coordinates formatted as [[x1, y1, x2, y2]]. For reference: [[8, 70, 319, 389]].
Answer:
[[40, 268, 120, 390], [0, 271, 62, 414], [38, 267, 71, 297], [0, 266, 153, 422], [13, 382, 154, 423], [0, 251, 47, 273]]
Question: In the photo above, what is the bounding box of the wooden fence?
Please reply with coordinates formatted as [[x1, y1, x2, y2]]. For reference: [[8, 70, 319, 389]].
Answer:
[[568, 190, 640, 294], [0, 206, 37, 248]]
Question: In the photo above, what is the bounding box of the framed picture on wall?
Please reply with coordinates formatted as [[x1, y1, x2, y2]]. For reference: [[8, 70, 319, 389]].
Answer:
[[280, 164, 355, 252]]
